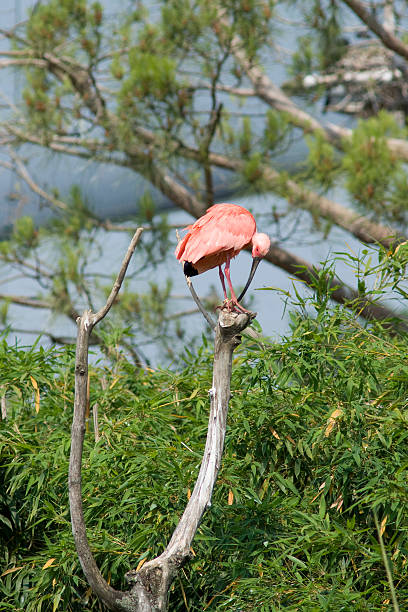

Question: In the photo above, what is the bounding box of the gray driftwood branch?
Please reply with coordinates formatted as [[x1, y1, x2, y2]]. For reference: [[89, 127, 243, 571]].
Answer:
[[69, 229, 145, 611], [69, 227, 254, 611], [127, 308, 255, 610]]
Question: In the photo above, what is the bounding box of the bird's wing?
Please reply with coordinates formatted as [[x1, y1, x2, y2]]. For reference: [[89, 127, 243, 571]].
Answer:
[[179, 205, 256, 263]]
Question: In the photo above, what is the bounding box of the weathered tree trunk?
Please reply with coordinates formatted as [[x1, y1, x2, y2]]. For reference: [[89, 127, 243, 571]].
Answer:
[[128, 309, 255, 610], [69, 230, 255, 610]]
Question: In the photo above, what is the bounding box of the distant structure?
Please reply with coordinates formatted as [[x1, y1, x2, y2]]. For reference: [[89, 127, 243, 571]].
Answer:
[[301, 41, 407, 118], [285, 1, 408, 120]]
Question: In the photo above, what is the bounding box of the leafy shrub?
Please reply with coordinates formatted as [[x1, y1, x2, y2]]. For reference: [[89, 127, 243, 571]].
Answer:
[[1, 271, 408, 610]]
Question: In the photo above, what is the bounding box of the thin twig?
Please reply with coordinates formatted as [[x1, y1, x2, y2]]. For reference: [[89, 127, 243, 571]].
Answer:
[[8, 148, 68, 211], [92, 228, 144, 325], [185, 277, 216, 329]]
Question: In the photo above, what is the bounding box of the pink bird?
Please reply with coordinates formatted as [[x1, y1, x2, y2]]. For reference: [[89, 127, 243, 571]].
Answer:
[[175, 203, 271, 311]]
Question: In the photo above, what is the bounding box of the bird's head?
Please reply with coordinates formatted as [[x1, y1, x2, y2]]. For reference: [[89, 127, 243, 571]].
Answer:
[[251, 232, 271, 259]]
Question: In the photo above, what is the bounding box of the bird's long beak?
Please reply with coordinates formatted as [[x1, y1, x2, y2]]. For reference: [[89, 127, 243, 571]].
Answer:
[[237, 257, 261, 302]]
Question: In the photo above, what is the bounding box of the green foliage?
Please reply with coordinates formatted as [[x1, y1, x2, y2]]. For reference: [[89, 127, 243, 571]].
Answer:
[[306, 132, 340, 189], [243, 152, 264, 184], [290, 35, 316, 77], [0, 216, 39, 261], [12, 216, 39, 251], [341, 112, 408, 223], [225, 0, 275, 61], [289, 2, 348, 76], [121, 50, 177, 103], [239, 116, 253, 157], [2, 249, 408, 610], [26, 0, 100, 57], [263, 109, 290, 153]]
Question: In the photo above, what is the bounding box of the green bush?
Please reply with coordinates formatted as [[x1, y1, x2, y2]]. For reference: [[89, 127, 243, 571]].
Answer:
[[1, 289, 408, 610]]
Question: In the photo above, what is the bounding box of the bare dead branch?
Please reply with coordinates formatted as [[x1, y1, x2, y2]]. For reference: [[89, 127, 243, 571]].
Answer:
[[69, 229, 146, 611], [7, 148, 68, 211], [92, 228, 144, 325], [185, 276, 216, 329], [69, 310, 128, 611], [128, 308, 255, 610], [0, 293, 52, 309]]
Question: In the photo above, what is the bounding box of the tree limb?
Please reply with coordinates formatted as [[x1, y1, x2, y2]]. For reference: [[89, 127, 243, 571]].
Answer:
[[92, 228, 144, 325], [185, 276, 216, 330], [128, 308, 255, 610], [69, 229, 146, 611]]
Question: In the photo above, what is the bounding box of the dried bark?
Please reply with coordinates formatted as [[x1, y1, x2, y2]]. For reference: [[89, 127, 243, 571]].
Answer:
[[69, 230, 144, 611], [127, 308, 254, 610]]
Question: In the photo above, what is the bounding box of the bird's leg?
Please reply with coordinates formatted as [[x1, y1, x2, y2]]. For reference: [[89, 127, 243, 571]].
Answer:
[[224, 258, 251, 314], [218, 265, 228, 300]]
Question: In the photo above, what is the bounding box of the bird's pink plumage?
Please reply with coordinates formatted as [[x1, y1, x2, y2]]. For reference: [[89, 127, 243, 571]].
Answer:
[[175, 204, 256, 265]]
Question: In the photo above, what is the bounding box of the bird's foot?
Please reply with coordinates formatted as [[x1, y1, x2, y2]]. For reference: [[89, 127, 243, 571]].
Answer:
[[218, 299, 252, 314]]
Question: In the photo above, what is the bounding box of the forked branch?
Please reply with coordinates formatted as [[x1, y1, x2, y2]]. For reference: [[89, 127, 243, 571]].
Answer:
[[69, 229, 145, 611]]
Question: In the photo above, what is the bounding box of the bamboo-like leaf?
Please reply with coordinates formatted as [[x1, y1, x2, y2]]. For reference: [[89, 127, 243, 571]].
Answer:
[[380, 515, 388, 537], [42, 558, 56, 570], [136, 557, 147, 572], [30, 375, 40, 413], [325, 408, 343, 437], [1, 566, 24, 577]]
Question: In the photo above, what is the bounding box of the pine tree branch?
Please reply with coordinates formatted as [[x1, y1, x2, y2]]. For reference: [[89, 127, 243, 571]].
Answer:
[[6, 118, 404, 327], [188, 148, 407, 250], [7, 149, 68, 211], [0, 293, 52, 309]]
